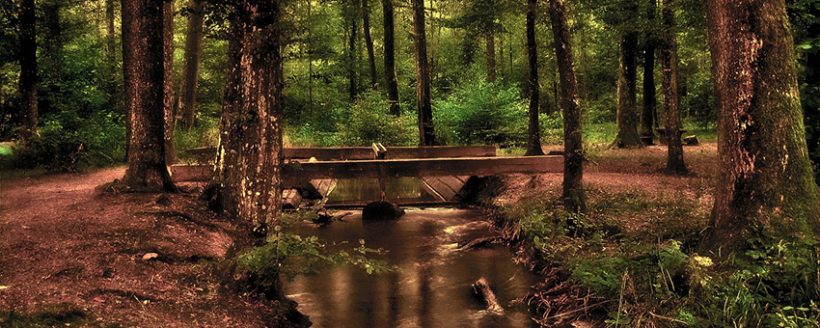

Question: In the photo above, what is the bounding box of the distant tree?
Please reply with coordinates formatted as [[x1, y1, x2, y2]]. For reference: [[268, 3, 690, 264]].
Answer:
[[382, 0, 400, 115], [485, 33, 496, 82], [524, 0, 544, 156], [412, 0, 435, 145], [105, 0, 118, 110], [660, 0, 686, 174], [17, 0, 37, 139], [346, 2, 358, 102], [212, 0, 285, 232], [641, 0, 657, 145], [613, 2, 642, 148], [361, 0, 377, 89], [120, 0, 176, 191], [702, 0, 819, 251], [179, 0, 205, 129], [548, 0, 586, 212]]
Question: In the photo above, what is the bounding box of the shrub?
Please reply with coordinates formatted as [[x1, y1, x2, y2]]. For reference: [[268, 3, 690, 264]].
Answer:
[[434, 79, 528, 146], [14, 112, 125, 172], [336, 91, 416, 146]]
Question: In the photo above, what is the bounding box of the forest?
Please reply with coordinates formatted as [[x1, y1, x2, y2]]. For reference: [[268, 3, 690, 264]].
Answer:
[[0, 0, 818, 326]]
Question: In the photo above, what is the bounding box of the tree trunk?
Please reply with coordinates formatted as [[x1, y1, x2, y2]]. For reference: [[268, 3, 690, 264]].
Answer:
[[614, 31, 642, 148], [179, 0, 205, 129], [121, 0, 176, 191], [641, 0, 657, 144], [347, 12, 358, 102], [660, 0, 686, 174], [702, 0, 819, 252], [524, 0, 544, 156], [163, 0, 176, 164], [548, 0, 586, 213], [412, 0, 435, 145], [382, 0, 400, 115], [485, 33, 496, 82], [105, 0, 119, 112], [213, 0, 285, 232], [18, 0, 37, 139], [361, 0, 378, 90]]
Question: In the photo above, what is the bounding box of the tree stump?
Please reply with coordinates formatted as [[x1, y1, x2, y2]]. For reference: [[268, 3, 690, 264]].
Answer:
[[472, 277, 505, 315]]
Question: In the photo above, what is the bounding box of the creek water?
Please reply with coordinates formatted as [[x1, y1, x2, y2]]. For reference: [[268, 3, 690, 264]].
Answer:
[[284, 178, 538, 328]]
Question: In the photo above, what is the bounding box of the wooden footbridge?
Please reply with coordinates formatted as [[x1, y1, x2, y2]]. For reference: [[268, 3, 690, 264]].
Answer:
[[172, 144, 562, 207]]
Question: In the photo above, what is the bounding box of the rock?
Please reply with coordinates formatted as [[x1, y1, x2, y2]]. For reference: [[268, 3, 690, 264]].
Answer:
[[683, 135, 699, 146], [362, 201, 405, 220], [142, 252, 159, 261], [546, 150, 563, 156]]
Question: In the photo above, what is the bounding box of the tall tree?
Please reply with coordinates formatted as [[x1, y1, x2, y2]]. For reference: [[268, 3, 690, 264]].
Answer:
[[179, 0, 205, 129], [382, 0, 400, 115], [120, 0, 176, 191], [213, 0, 285, 232], [660, 0, 686, 174], [346, 8, 358, 102], [524, 0, 543, 156], [17, 0, 37, 139], [361, 0, 377, 89], [613, 3, 642, 148], [702, 0, 819, 251], [412, 0, 435, 145], [105, 0, 118, 109], [641, 0, 657, 145], [163, 0, 176, 163], [548, 0, 586, 212], [485, 34, 496, 82]]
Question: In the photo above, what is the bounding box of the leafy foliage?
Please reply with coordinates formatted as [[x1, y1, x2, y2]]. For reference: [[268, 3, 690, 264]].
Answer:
[[434, 78, 528, 146]]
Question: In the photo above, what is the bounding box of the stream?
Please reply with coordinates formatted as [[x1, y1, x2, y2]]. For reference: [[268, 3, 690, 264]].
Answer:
[[284, 205, 538, 328]]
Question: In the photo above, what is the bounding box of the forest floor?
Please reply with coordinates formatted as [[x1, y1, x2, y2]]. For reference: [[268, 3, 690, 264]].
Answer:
[[0, 168, 297, 327], [0, 142, 718, 327]]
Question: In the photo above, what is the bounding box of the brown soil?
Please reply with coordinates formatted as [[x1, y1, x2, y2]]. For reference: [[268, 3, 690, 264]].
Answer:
[[0, 167, 289, 327]]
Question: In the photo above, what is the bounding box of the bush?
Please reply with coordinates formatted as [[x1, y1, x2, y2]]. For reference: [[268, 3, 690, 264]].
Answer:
[[336, 91, 416, 146], [14, 112, 125, 172], [434, 79, 528, 146]]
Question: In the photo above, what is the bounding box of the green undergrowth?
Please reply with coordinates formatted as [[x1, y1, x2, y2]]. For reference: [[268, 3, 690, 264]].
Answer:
[[232, 211, 397, 292], [503, 194, 820, 327]]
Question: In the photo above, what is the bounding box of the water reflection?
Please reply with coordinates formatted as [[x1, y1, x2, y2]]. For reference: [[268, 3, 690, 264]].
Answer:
[[284, 209, 537, 328]]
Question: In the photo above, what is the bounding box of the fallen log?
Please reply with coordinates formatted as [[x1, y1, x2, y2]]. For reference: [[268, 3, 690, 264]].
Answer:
[[472, 277, 505, 315]]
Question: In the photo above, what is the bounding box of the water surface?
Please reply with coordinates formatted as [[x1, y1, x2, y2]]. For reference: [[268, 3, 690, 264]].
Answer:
[[284, 208, 538, 328]]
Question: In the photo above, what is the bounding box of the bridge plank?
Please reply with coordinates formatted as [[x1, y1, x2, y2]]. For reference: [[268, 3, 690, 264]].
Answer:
[[171, 156, 562, 185], [183, 145, 497, 162]]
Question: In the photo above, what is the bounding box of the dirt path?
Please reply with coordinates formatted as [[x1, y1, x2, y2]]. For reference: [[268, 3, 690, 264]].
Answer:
[[0, 167, 285, 327]]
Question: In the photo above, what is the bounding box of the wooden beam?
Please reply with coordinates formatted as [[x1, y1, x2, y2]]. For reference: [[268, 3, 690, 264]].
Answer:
[[182, 145, 497, 162], [171, 156, 562, 185]]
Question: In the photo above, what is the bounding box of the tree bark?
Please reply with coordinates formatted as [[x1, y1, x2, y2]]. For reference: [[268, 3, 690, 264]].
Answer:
[[524, 0, 544, 156], [361, 0, 378, 90], [614, 31, 642, 148], [382, 0, 401, 116], [163, 0, 176, 164], [641, 0, 657, 144], [213, 0, 285, 232], [548, 0, 586, 213], [382, 0, 400, 115], [660, 0, 686, 174], [18, 0, 37, 139], [121, 0, 176, 191], [179, 0, 205, 129], [702, 0, 819, 252], [412, 0, 435, 145], [485, 33, 496, 82]]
